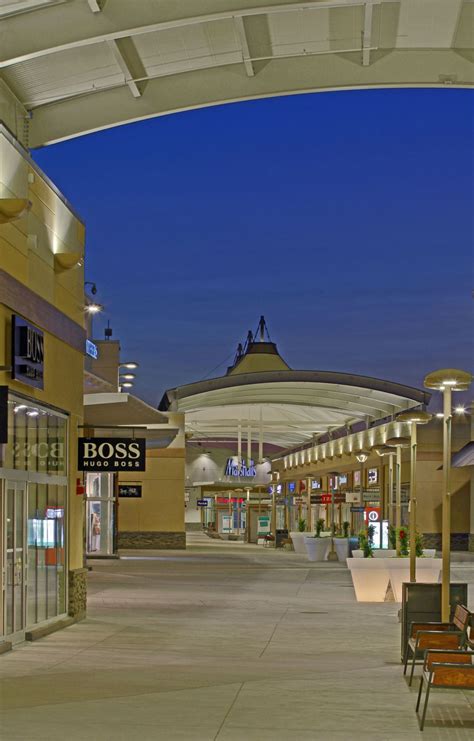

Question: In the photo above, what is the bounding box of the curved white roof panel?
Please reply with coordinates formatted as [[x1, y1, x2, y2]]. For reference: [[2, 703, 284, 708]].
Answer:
[[0, 0, 472, 147], [160, 369, 430, 449]]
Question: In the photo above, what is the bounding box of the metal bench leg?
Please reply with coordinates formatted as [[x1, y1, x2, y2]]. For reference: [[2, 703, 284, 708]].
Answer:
[[415, 675, 424, 712], [409, 652, 417, 686], [419, 682, 431, 731], [403, 643, 410, 675]]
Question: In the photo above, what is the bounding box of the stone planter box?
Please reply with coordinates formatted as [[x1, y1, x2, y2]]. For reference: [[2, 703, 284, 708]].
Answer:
[[304, 536, 331, 562], [387, 558, 442, 602], [290, 532, 315, 554], [346, 558, 390, 602], [333, 538, 349, 562]]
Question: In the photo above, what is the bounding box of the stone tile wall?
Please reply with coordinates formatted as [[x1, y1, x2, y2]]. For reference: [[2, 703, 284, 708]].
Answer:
[[422, 533, 469, 551], [68, 568, 88, 619], [118, 531, 186, 549]]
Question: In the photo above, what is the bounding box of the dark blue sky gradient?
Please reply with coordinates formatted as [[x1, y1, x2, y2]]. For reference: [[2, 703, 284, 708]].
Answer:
[[33, 89, 473, 406]]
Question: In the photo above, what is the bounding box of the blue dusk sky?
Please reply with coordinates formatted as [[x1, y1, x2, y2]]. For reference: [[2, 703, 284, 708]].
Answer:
[[33, 89, 473, 406]]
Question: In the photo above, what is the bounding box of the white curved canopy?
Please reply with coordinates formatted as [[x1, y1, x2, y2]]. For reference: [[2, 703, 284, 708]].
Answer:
[[0, 0, 472, 147], [161, 370, 429, 449]]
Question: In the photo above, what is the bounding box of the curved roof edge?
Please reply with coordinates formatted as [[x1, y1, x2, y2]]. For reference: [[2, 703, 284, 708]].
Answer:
[[158, 369, 430, 411]]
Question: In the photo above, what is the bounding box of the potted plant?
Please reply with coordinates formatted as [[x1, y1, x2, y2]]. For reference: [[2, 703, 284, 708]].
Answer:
[[333, 520, 351, 562], [386, 529, 442, 602], [290, 517, 312, 554], [304, 518, 330, 562], [347, 525, 391, 601]]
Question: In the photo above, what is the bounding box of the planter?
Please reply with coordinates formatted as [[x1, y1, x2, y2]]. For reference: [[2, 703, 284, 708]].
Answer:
[[347, 558, 390, 602], [351, 549, 364, 558], [333, 538, 349, 562], [304, 536, 331, 562], [290, 532, 315, 554], [387, 558, 442, 603], [373, 549, 397, 559]]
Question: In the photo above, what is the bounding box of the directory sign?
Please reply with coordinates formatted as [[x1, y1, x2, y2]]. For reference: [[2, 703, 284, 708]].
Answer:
[[118, 485, 142, 498]]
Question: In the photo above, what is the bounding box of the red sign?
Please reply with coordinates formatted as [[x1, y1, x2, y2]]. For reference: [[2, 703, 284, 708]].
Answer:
[[364, 507, 381, 523], [321, 494, 332, 504], [217, 497, 244, 504]]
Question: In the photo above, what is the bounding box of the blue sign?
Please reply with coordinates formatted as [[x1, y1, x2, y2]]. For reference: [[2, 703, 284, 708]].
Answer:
[[86, 339, 98, 359], [350, 506, 365, 513], [197, 499, 208, 507], [288, 482, 296, 492]]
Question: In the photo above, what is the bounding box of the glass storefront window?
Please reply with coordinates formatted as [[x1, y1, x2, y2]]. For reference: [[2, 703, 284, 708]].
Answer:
[[26, 483, 66, 626], [85, 473, 115, 556], [2, 394, 68, 636], [1, 397, 67, 475]]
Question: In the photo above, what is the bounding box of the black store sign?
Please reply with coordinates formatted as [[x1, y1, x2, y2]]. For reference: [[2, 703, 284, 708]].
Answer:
[[78, 438, 146, 471], [12, 315, 44, 390], [118, 485, 142, 498], [0, 386, 7, 444]]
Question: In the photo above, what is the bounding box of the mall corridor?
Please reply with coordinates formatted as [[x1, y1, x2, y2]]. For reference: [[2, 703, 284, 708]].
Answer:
[[1, 539, 474, 740]]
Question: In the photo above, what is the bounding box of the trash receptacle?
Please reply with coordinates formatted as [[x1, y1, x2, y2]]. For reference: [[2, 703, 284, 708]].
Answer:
[[400, 582, 468, 661], [275, 529, 289, 548]]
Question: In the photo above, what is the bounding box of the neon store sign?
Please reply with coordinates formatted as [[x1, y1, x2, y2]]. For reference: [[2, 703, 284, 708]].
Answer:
[[224, 458, 257, 478]]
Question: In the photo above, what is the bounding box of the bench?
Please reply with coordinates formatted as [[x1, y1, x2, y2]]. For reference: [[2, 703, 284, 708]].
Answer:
[[416, 649, 474, 730], [403, 604, 471, 685]]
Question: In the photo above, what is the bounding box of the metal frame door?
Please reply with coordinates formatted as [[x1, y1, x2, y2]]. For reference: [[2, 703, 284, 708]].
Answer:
[[3, 480, 27, 640]]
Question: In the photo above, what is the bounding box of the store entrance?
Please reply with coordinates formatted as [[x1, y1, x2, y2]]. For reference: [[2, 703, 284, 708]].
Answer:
[[3, 481, 27, 639], [85, 473, 116, 556]]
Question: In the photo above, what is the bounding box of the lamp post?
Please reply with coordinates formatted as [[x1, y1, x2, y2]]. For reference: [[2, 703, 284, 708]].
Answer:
[[373, 445, 396, 524], [386, 437, 411, 555], [118, 361, 139, 392], [271, 471, 279, 549], [355, 451, 369, 505], [395, 411, 432, 582], [424, 368, 473, 622]]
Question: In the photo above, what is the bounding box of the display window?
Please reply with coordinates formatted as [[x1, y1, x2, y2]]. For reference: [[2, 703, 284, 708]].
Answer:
[[85, 473, 116, 556], [1, 394, 68, 640]]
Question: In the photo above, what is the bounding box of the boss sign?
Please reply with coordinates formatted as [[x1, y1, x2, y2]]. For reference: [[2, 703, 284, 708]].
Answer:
[[78, 438, 146, 471]]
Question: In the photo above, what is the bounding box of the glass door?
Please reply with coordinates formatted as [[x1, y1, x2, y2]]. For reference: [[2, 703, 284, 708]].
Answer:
[[85, 473, 116, 556], [4, 482, 27, 638]]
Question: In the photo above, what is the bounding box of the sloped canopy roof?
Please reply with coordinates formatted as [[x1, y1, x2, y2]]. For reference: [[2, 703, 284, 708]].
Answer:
[[1, 0, 472, 147], [160, 345, 430, 449]]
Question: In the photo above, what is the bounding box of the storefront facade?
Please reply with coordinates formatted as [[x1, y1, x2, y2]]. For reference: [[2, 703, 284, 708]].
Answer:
[[274, 415, 473, 550], [1, 124, 86, 645]]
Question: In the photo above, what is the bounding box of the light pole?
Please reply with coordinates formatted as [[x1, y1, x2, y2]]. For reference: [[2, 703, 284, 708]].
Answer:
[[424, 368, 472, 622], [355, 451, 369, 505], [373, 445, 396, 525], [395, 411, 432, 582], [386, 437, 410, 555], [271, 471, 279, 549]]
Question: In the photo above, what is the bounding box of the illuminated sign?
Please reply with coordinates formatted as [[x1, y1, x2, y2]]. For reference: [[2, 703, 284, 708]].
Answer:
[[338, 474, 347, 485], [86, 339, 98, 359], [224, 458, 256, 478], [368, 468, 379, 484], [78, 438, 146, 471], [354, 470, 361, 486], [288, 482, 296, 492], [311, 479, 321, 490]]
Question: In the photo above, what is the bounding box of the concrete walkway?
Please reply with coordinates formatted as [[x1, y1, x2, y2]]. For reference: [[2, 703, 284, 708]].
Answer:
[[1, 539, 474, 740]]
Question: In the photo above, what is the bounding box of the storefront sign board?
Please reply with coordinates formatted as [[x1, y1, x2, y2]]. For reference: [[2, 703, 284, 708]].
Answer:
[[78, 437, 146, 471], [118, 485, 142, 498], [0, 386, 7, 443], [197, 499, 208, 506], [12, 315, 44, 389]]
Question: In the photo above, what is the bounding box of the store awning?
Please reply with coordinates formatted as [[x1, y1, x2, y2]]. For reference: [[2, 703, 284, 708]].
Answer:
[[84, 392, 168, 426], [451, 442, 474, 468]]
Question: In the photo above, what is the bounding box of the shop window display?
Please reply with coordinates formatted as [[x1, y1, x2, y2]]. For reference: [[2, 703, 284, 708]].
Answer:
[[1, 395, 68, 637]]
